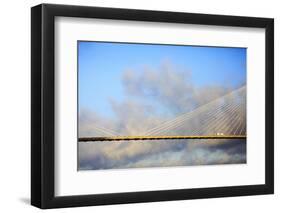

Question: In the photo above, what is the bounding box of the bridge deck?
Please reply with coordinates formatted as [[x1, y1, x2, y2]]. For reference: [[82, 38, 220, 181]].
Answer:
[[79, 135, 246, 142]]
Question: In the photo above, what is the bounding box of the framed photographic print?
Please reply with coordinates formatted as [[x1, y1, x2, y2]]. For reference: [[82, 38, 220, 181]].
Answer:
[[31, 3, 274, 209]]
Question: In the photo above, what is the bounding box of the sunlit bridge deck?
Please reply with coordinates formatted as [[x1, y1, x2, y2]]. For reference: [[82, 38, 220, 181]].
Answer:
[[79, 135, 246, 142]]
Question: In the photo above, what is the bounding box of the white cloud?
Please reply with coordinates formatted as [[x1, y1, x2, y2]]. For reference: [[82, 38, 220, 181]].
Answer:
[[78, 62, 246, 170]]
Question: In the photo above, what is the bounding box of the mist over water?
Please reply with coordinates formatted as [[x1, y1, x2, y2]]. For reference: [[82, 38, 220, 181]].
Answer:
[[78, 139, 246, 170]]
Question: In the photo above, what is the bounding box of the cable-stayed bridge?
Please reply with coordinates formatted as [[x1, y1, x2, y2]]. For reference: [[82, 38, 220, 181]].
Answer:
[[79, 86, 246, 142]]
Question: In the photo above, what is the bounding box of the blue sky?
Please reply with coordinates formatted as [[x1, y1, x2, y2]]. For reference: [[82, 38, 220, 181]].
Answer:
[[78, 41, 246, 118]]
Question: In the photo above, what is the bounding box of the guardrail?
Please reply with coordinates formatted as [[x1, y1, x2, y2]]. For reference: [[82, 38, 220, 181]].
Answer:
[[78, 135, 247, 142]]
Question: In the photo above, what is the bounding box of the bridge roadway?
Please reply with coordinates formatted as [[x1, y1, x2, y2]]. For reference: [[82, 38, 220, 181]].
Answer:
[[79, 135, 247, 142]]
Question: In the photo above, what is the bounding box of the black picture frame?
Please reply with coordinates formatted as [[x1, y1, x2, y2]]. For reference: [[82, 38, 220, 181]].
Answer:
[[31, 3, 274, 209]]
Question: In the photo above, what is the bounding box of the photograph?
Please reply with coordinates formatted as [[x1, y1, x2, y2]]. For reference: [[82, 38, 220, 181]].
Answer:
[[78, 41, 247, 170], [30, 2, 274, 209]]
